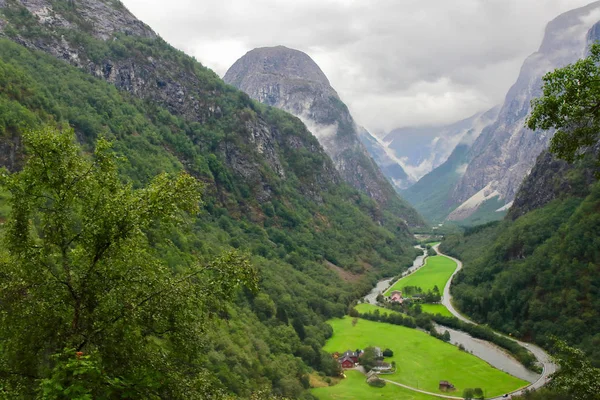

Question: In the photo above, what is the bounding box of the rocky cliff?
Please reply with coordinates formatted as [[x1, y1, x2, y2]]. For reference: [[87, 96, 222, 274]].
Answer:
[[447, 1, 600, 220], [357, 126, 414, 190], [508, 142, 600, 220], [384, 107, 499, 183], [0, 0, 345, 204], [223, 46, 424, 226]]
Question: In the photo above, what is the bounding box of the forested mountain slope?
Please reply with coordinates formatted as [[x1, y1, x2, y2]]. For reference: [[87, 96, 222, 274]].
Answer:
[[223, 46, 424, 227], [441, 146, 600, 367], [0, 1, 420, 397]]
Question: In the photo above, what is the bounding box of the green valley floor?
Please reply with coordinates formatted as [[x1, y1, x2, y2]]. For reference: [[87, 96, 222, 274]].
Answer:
[[314, 317, 527, 399]]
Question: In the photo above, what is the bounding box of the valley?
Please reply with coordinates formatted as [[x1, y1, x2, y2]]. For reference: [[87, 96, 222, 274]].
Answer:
[[0, 0, 598, 399], [313, 247, 548, 399]]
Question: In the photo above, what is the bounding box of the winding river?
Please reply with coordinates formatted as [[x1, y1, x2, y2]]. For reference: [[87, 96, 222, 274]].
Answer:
[[362, 243, 553, 394]]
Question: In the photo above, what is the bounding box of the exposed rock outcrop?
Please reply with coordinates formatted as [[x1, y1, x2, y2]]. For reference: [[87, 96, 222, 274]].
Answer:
[[0, 0, 342, 204], [224, 46, 424, 226], [447, 2, 600, 220]]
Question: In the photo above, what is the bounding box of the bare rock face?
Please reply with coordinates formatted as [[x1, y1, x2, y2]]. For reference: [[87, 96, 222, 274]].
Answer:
[[508, 142, 600, 220], [448, 1, 600, 220], [224, 46, 422, 224], [0, 0, 341, 203]]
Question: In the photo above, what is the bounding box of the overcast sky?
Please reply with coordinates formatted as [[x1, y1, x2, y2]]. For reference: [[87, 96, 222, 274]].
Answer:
[[121, 0, 593, 135]]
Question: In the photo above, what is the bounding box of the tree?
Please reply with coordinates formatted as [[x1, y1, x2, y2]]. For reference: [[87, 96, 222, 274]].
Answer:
[[0, 127, 258, 398], [463, 388, 474, 400], [473, 388, 484, 399], [548, 340, 600, 400], [359, 347, 378, 372], [382, 348, 394, 357], [528, 42, 600, 164]]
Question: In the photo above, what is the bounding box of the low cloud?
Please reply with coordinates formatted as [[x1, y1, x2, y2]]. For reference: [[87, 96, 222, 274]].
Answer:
[[121, 0, 594, 134]]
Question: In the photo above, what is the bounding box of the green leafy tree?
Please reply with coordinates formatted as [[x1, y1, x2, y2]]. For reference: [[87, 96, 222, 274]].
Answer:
[[463, 388, 474, 400], [528, 42, 600, 163], [0, 127, 258, 398], [548, 340, 600, 400]]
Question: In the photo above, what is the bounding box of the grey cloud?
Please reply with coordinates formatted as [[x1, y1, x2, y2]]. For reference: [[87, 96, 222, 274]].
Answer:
[[121, 0, 594, 133]]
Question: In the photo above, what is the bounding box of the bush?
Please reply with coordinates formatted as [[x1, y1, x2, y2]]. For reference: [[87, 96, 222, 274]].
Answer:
[[382, 348, 393, 357]]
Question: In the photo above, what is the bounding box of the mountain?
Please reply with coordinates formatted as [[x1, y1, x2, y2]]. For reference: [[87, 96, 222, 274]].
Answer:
[[384, 107, 499, 182], [400, 106, 500, 223], [223, 46, 424, 227], [357, 126, 414, 190], [0, 1, 421, 397], [441, 140, 600, 367], [447, 1, 600, 221]]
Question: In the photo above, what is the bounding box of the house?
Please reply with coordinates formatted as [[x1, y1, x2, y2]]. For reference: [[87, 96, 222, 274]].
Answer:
[[341, 350, 359, 363], [372, 360, 392, 372], [439, 381, 455, 391], [390, 290, 403, 303], [339, 355, 355, 369]]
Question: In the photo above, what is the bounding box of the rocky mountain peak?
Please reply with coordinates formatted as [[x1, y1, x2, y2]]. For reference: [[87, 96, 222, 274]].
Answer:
[[224, 46, 332, 93], [446, 2, 600, 221], [224, 45, 424, 226]]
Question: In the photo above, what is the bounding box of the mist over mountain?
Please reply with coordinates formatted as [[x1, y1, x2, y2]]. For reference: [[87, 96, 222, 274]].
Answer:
[[447, 1, 600, 221], [224, 46, 424, 226]]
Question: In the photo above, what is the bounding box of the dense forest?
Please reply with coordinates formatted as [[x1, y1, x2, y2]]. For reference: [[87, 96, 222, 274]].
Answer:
[[0, 5, 421, 397], [441, 149, 600, 367]]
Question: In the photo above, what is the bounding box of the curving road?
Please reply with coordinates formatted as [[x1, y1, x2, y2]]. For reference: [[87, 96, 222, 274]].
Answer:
[[435, 244, 557, 399]]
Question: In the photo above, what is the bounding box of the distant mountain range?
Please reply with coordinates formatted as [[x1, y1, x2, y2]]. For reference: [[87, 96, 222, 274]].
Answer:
[[400, 1, 600, 224]]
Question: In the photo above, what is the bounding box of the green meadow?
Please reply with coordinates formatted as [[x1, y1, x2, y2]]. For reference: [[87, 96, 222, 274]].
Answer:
[[385, 256, 456, 295], [323, 317, 527, 397], [311, 370, 436, 400], [419, 304, 453, 317], [354, 303, 408, 317], [356, 300, 452, 318]]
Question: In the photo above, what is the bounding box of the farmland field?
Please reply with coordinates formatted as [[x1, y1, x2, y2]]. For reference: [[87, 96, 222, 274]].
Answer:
[[354, 303, 408, 317], [311, 370, 436, 400], [323, 317, 527, 397], [419, 303, 453, 317], [385, 256, 456, 295]]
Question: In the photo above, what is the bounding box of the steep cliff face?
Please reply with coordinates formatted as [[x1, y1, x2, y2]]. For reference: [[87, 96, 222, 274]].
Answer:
[[384, 107, 500, 182], [508, 142, 600, 220], [357, 126, 414, 190], [224, 46, 424, 226], [0, 0, 344, 204], [448, 1, 600, 220]]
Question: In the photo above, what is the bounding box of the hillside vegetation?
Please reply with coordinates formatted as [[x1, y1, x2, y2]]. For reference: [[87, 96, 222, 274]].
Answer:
[[0, 20, 420, 400], [442, 174, 600, 367]]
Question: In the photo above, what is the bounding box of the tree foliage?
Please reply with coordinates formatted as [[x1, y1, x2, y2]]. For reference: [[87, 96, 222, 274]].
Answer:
[[549, 340, 600, 400], [528, 42, 600, 163], [0, 127, 258, 398]]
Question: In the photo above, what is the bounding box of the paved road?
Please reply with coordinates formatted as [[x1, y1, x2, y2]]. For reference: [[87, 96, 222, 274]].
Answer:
[[436, 244, 557, 399]]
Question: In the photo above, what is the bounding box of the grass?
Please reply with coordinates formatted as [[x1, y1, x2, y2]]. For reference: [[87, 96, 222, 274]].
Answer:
[[323, 317, 527, 397], [311, 370, 437, 400], [354, 303, 409, 318], [385, 256, 456, 296], [425, 242, 441, 247], [419, 304, 453, 317]]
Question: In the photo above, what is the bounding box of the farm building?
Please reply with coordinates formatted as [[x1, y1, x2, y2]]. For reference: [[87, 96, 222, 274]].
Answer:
[[390, 291, 403, 303], [340, 350, 359, 363], [339, 355, 355, 369]]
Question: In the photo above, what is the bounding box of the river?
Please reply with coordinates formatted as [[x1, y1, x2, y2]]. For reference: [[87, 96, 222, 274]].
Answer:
[[361, 245, 541, 385]]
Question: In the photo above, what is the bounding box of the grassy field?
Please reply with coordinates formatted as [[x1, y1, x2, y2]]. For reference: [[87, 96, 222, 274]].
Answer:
[[419, 304, 453, 317], [323, 317, 527, 397], [355, 303, 407, 317], [425, 242, 441, 247], [311, 370, 436, 400], [385, 256, 456, 296]]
